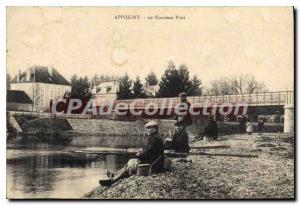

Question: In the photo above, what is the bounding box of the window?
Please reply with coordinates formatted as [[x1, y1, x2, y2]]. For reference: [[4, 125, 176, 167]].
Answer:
[[50, 87, 54, 101], [39, 88, 44, 106], [106, 86, 112, 93]]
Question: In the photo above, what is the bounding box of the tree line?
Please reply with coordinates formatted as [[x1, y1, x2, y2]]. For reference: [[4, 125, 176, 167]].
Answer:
[[116, 61, 203, 99], [67, 61, 204, 100], [114, 62, 268, 99], [6, 61, 268, 100]]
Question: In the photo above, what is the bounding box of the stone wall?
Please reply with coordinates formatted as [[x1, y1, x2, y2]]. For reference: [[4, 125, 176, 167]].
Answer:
[[9, 116, 283, 147], [7, 103, 32, 112], [15, 116, 72, 134], [68, 132, 148, 147], [67, 118, 201, 137], [66, 118, 202, 147], [66, 118, 283, 147]]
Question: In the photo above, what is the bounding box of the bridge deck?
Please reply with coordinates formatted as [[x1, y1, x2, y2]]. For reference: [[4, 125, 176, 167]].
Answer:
[[114, 91, 294, 109]]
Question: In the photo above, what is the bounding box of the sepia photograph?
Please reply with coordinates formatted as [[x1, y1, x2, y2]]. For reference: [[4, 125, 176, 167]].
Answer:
[[6, 6, 294, 199]]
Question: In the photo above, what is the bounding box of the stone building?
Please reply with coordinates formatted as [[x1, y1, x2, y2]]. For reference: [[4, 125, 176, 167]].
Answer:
[[7, 90, 33, 111], [144, 85, 159, 97], [10, 66, 71, 111], [92, 81, 119, 106]]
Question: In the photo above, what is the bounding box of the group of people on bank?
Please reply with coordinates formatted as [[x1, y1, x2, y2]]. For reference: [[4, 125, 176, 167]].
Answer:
[[99, 92, 265, 186], [239, 115, 265, 135], [99, 92, 216, 186]]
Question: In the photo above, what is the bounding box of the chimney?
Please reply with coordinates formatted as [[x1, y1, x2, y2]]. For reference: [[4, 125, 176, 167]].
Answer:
[[32, 67, 36, 81], [48, 66, 54, 77], [16, 70, 21, 83], [26, 69, 31, 81]]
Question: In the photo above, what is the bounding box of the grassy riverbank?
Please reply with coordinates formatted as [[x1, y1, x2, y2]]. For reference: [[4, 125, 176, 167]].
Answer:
[[83, 133, 294, 199]]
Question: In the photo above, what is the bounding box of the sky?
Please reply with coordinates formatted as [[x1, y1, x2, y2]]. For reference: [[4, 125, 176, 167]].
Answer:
[[7, 7, 294, 91]]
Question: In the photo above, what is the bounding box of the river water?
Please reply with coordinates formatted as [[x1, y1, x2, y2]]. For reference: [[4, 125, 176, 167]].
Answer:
[[6, 145, 131, 199]]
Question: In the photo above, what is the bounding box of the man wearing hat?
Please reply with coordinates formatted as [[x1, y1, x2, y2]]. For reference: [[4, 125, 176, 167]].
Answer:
[[176, 92, 193, 127], [100, 120, 164, 186], [199, 115, 218, 140], [136, 120, 164, 171], [163, 92, 192, 153], [165, 120, 190, 153]]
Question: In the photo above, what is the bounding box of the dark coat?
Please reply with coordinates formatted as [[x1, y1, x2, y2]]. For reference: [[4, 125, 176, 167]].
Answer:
[[257, 121, 264, 132], [138, 133, 164, 173], [203, 119, 218, 139], [172, 129, 190, 153], [239, 117, 247, 133], [176, 101, 193, 127]]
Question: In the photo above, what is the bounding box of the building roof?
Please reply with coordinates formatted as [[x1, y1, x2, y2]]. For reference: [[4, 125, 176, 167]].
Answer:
[[144, 85, 159, 97], [7, 90, 33, 104], [11, 66, 71, 86], [92, 81, 119, 95]]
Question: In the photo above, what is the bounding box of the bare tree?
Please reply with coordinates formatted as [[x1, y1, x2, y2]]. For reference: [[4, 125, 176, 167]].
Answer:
[[207, 74, 268, 95], [208, 78, 233, 96], [244, 75, 268, 94]]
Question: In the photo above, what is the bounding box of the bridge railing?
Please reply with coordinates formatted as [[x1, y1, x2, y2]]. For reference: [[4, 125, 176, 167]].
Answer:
[[8, 110, 94, 119], [9, 91, 293, 117], [115, 91, 293, 109], [190, 91, 292, 106]]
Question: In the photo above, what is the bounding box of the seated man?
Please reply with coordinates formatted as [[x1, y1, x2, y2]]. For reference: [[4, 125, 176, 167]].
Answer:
[[165, 121, 190, 153], [199, 116, 218, 140], [100, 120, 164, 186]]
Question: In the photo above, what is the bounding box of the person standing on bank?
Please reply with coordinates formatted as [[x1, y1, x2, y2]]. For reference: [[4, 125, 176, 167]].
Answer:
[[239, 115, 247, 134], [100, 120, 164, 186], [257, 118, 265, 135], [246, 121, 254, 135], [176, 92, 193, 127]]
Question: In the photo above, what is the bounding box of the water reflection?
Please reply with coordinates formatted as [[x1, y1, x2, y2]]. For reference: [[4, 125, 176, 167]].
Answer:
[[7, 149, 130, 199]]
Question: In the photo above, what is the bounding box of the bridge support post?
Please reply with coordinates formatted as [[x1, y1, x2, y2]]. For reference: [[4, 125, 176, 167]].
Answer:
[[284, 104, 294, 133]]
